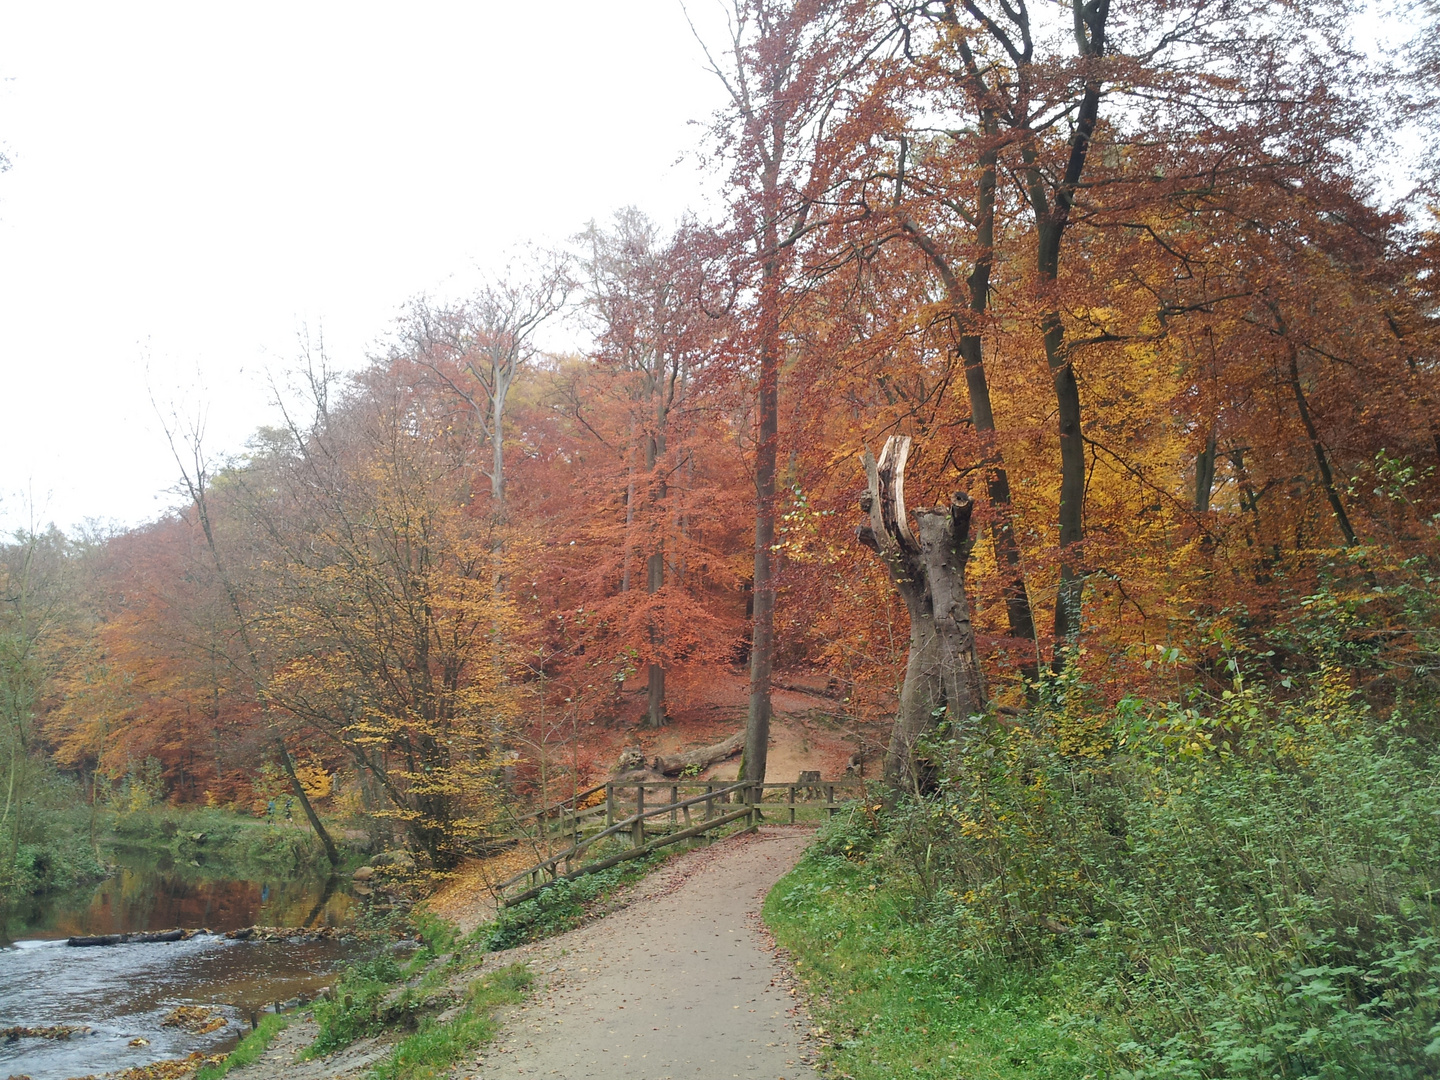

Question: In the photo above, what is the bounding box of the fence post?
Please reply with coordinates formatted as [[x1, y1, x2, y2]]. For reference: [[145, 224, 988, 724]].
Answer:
[[633, 784, 645, 848], [669, 784, 678, 829], [704, 782, 714, 822], [788, 783, 796, 825], [605, 783, 614, 828], [825, 783, 835, 817]]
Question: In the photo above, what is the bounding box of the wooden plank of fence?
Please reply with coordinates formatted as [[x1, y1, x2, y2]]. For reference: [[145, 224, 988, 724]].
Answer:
[[493, 778, 848, 896], [500, 804, 754, 907]]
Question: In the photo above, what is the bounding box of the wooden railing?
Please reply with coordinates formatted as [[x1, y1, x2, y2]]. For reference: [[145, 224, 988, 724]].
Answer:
[[492, 778, 864, 907]]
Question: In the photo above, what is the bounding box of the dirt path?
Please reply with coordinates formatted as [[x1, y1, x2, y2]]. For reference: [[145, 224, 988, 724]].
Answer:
[[476, 826, 820, 1080]]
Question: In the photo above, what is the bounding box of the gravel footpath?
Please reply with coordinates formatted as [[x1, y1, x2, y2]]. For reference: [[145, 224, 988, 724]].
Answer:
[[474, 826, 820, 1080]]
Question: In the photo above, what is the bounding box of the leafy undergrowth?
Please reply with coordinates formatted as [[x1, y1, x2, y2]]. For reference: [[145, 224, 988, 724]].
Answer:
[[767, 676, 1440, 1079], [194, 1015, 288, 1080], [471, 847, 669, 951], [369, 965, 531, 1080], [306, 913, 459, 1057], [765, 852, 1089, 1080]]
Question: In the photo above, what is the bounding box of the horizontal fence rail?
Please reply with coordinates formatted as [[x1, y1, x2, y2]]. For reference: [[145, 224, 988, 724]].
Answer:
[[492, 778, 865, 907]]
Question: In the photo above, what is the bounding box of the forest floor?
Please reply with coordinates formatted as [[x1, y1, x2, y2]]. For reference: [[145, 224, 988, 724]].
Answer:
[[427, 669, 872, 934], [223, 825, 821, 1080]]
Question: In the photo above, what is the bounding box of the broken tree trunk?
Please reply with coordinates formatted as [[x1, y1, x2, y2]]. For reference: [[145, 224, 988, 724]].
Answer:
[[858, 436, 986, 795], [652, 730, 746, 777]]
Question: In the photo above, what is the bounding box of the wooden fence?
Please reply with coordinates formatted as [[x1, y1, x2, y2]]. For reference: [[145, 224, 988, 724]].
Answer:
[[492, 778, 864, 907]]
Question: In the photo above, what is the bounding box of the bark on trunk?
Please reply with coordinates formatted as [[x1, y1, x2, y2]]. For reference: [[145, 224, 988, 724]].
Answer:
[[745, 263, 781, 783], [1287, 342, 1359, 548], [857, 436, 986, 795], [1195, 427, 1218, 514]]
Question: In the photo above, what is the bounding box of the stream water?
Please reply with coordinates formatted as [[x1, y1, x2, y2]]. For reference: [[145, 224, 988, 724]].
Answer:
[[0, 850, 364, 1080]]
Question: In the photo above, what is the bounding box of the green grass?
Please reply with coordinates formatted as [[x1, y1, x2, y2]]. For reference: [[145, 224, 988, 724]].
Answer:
[[368, 965, 531, 1080], [764, 848, 1091, 1080], [305, 910, 470, 1058], [194, 1014, 289, 1080], [470, 846, 669, 952]]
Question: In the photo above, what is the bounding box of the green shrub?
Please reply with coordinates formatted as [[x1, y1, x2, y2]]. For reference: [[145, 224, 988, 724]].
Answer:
[[306, 914, 465, 1058], [308, 951, 410, 1055], [0, 775, 106, 900], [771, 662, 1440, 1079], [369, 965, 531, 1080], [476, 852, 662, 952]]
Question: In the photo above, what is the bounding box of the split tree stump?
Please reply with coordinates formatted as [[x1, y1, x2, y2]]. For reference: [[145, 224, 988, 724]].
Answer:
[[857, 436, 986, 793]]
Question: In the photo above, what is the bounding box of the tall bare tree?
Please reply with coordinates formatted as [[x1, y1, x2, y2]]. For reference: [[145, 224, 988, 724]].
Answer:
[[401, 255, 571, 522]]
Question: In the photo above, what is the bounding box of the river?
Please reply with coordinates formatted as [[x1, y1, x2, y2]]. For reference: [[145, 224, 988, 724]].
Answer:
[[0, 850, 364, 1080]]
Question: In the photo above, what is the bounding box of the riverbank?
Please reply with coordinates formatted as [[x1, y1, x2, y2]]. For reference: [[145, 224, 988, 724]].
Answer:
[[1, 805, 359, 913], [1, 806, 371, 943]]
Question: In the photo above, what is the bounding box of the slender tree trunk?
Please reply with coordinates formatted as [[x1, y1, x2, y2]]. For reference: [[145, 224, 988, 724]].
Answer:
[[1287, 343, 1359, 547], [964, 129, 1037, 668], [621, 421, 637, 593], [1195, 427, 1218, 514], [744, 264, 781, 784], [179, 465, 340, 867], [1026, 0, 1109, 671], [645, 543, 665, 728], [644, 385, 669, 728], [273, 732, 339, 865], [1043, 306, 1088, 664], [901, 117, 1038, 674], [491, 373, 508, 515]]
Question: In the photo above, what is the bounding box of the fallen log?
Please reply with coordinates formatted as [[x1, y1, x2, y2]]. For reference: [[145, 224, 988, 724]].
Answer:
[[652, 730, 745, 778]]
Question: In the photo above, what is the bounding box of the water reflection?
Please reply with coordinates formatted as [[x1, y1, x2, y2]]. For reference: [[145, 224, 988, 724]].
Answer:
[[2, 849, 354, 944]]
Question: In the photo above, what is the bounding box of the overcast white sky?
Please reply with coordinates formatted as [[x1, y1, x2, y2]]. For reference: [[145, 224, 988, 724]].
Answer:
[[0, 1, 731, 534]]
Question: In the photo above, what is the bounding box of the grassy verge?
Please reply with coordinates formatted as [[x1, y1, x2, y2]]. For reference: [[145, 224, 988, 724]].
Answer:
[[109, 807, 350, 874], [305, 915, 459, 1058], [764, 846, 1090, 1080], [470, 847, 667, 952], [369, 965, 531, 1080], [194, 1015, 289, 1080]]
